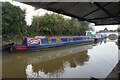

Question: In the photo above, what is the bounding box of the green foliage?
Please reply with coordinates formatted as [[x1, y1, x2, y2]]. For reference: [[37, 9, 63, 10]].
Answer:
[[2, 2, 90, 42], [29, 13, 90, 36], [2, 2, 27, 39]]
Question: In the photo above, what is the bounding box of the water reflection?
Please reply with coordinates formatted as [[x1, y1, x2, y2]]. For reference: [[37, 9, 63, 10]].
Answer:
[[2, 39, 118, 78], [2, 44, 92, 78], [104, 39, 107, 43], [26, 50, 89, 78]]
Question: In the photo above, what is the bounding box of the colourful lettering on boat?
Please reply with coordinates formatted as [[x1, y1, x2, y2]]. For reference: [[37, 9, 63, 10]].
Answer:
[[27, 38, 41, 46]]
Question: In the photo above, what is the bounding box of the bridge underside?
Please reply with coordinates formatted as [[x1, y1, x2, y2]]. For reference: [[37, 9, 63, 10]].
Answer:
[[21, 2, 120, 25]]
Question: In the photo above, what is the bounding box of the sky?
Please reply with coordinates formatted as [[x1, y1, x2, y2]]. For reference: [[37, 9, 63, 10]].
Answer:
[[1, 0, 119, 32]]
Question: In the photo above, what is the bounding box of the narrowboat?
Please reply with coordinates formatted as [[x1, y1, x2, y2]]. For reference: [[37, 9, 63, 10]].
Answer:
[[93, 33, 106, 41], [12, 36, 94, 51]]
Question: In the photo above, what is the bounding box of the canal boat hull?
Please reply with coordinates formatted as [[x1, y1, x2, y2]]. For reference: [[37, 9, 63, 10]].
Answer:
[[13, 36, 94, 52]]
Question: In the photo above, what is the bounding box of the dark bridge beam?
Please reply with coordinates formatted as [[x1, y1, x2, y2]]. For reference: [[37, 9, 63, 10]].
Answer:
[[83, 2, 112, 18], [88, 16, 120, 20], [94, 2, 113, 16], [94, 2, 120, 23]]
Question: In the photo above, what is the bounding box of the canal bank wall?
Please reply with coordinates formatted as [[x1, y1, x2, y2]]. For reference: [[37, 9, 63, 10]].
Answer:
[[106, 60, 120, 79]]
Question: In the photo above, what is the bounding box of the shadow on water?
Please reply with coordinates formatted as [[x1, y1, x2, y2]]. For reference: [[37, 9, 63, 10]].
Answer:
[[2, 44, 93, 78]]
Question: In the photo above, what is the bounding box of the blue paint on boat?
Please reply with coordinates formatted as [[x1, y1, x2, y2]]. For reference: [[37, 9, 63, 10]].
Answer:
[[51, 38, 56, 43], [15, 36, 94, 50]]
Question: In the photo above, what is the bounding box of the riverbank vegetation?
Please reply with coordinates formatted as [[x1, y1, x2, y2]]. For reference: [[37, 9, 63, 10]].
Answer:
[[29, 14, 90, 36], [2, 2, 91, 42]]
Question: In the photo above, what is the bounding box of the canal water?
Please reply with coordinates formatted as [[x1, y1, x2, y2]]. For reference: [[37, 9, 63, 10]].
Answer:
[[2, 38, 118, 78]]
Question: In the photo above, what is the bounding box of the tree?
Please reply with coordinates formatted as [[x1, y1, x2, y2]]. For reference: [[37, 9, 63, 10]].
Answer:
[[30, 13, 90, 36], [2, 2, 27, 39], [78, 21, 90, 35], [71, 18, 90, 35], [104, 27, 108, 32]]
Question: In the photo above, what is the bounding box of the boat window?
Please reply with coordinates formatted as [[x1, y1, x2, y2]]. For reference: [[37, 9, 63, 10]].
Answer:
[[41, 38, 48, 44], [61, 38, 67, 42], [73, 38, 78, 41], [79, 37, 82, 40], [51, 38, 56, 43]]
